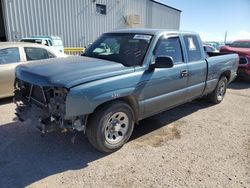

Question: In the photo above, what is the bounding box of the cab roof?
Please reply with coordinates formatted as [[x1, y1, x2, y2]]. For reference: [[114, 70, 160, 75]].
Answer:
[[107, 28, 197, 36]]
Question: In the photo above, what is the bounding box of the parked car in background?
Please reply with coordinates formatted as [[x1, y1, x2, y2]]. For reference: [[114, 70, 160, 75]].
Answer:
[[205, 42, 220, 50], [21, 36, 64, 53], [205, 42, 226, 50], [220, 40, 250, 80], [203, 44, 219, 53], [14, 29, 238, 152], [225, 42, 233, 46], [0, 42, 66, 99]]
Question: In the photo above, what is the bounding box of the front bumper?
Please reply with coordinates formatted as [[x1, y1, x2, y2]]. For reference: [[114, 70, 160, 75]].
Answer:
[[14, 88, 63, 133], [237, 67, 250, 78], [14, 79, 87, 133], [237, 56, 250, 78]]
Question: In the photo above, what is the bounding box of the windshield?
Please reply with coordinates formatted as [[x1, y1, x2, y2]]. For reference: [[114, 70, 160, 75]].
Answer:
[[84, 33, 153, 67], [229, 41, 250, 48]]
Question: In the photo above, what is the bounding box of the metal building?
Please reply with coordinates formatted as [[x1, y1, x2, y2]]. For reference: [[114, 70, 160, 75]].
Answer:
[[0, 0, 181, 47]]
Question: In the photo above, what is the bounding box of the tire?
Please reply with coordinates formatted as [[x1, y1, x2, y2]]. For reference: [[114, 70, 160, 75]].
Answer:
[[86, 100, 135, 153], [208, 76, 228, 104]]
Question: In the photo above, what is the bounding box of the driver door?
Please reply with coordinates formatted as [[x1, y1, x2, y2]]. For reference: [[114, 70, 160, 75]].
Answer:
[[141, 36, 188, 117]]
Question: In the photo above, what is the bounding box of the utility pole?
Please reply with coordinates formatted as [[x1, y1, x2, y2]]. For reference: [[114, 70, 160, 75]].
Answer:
[[224, 31, 227, 44]]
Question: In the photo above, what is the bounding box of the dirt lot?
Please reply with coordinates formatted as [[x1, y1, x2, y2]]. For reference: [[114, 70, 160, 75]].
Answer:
[[0, 79, 249, 188]]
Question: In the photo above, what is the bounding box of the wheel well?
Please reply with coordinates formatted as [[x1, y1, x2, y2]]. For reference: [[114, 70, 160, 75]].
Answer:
[[119, 96, 139, 122], [89, 96, 139, 123], [221, 70, 231, 81]]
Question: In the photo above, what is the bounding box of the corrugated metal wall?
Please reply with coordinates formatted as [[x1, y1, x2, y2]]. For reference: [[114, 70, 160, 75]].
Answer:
[[2, 0, 180, 47], [149, 1, 180, 29]]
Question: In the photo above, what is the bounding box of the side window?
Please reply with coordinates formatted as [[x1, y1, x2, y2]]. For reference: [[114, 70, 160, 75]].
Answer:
[[154, 37, 183, 63], [183, 35, 203, 62], [0, 48, 20, 64], [24, 47, 54, 61]]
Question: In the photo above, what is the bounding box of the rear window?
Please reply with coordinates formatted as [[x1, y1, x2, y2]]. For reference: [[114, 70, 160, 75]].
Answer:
[[21, 39, 43, 44], [24, 47, 55, 61], [53, 40, 63, 46]]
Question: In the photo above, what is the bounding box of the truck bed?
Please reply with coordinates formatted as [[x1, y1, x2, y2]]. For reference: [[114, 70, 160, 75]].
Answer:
[[204, 53, 239, 95]]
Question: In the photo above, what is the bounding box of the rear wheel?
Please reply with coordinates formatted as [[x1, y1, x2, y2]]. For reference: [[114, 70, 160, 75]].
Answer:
[[208, 76, 228, 104], [87, 100, 134, 153]]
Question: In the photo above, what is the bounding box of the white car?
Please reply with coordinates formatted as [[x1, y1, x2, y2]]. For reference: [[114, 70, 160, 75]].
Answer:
[[203, 44, 219, 53], [0, 42, 67, 99]]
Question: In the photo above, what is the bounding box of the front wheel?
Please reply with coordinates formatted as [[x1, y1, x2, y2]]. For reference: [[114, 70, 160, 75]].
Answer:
[[208, 76, 228, 104], [86, 101, 134, 153]]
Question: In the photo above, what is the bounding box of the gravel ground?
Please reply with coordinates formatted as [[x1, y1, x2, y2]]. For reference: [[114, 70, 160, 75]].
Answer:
[[0, 79, 249, 188]]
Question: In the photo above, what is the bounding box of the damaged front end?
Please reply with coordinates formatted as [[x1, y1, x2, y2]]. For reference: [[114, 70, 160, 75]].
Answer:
[[14, 79, 87, 134]]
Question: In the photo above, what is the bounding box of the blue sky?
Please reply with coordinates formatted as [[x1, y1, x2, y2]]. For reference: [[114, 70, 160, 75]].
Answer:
[[158, 0, 250, 42]]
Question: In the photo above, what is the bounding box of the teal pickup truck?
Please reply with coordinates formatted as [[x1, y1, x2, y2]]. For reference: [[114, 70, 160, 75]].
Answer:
[[21, 36, 64, 53], [14, 29, 238, 152]]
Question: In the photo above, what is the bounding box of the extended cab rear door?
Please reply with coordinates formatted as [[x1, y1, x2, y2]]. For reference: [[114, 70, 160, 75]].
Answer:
[[182, 34, 207, 100]]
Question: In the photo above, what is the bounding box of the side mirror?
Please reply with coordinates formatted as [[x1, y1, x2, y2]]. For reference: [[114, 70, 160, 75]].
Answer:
[[153, 56, 174, 68]]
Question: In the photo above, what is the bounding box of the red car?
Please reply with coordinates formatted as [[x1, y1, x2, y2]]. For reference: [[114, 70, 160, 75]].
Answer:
[[220, 40, 250, 80]]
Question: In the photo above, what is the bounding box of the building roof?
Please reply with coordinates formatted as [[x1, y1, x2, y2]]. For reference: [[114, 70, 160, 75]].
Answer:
[[150, 0, 182, 12]]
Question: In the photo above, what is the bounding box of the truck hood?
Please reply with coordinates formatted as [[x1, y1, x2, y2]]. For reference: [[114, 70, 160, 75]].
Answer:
[[16, 56, 135, 88], [221, 46, 250, 56]]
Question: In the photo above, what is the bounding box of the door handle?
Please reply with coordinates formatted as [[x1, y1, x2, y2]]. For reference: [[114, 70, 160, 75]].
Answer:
[[180, 70, 188, 77]]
